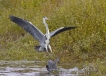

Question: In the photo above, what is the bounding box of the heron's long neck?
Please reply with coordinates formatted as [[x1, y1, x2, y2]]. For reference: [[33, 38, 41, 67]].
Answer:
[[43, 19, 50, 34]]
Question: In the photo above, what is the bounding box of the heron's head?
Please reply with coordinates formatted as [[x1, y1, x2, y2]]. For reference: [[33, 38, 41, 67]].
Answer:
[[43, 16, 49, 20]]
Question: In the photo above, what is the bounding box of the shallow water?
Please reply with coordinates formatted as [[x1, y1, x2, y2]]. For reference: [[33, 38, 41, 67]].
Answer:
[[0, 60, 94, 76]]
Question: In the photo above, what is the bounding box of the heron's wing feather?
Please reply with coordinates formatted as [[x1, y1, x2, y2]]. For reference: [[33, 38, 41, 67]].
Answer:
[[54, 58, 59, 64], [50, 26, 76, 37], [9, 16, 45, 43], [52, 58, 59, 69]]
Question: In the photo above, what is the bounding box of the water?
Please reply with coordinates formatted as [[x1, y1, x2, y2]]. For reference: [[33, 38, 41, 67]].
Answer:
[[0, 60, 94, 76]]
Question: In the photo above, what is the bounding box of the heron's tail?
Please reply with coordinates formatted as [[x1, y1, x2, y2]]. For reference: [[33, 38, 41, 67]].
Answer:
[[35, 46, 41, 51]]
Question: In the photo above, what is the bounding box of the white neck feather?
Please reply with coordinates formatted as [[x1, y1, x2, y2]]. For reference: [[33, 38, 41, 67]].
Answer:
[[43, 18, 50, 35]]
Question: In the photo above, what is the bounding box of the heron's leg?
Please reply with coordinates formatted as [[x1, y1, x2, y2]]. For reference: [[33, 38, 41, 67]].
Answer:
[[48, 45, 56, 59], [45, 45, 51, 57], [44, 44, 48, 52], [48, 45, 52, 52]]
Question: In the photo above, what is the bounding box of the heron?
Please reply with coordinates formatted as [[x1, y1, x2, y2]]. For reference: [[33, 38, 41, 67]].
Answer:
[[46, 58, 59, 73], [9, 15, 76, 52]]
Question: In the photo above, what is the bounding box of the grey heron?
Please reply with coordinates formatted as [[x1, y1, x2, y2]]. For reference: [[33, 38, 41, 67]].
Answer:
[[46, 58, 59, 73], [9, 15, 76, 52]]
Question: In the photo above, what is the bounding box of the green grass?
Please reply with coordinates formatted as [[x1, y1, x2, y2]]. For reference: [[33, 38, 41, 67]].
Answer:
[[0, 0, 106, 75]]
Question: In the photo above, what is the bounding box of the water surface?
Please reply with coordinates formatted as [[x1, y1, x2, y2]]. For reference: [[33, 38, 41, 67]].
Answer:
[[0, 60, 94, 76]]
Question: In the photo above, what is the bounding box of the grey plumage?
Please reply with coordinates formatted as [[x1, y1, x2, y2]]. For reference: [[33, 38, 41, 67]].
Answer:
[[9, 15, 76, 52], [50, 26, 76, 37], [46, 58, 59, 72], [9, 16, 45, 43], [9, 16, 50, 52]]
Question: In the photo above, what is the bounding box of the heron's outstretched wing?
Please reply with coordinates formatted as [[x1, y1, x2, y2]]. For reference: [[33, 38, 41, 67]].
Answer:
[[54, 58, 59, 64], [50, 26, 76, 37], [9, 15, 45, 43]]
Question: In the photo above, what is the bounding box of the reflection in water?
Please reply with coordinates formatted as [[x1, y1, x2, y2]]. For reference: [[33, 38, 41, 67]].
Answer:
[[0, 60, 93, 76]]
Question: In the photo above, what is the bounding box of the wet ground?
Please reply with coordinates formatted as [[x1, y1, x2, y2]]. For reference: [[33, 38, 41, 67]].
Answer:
[[0, 60, 94, 76]]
